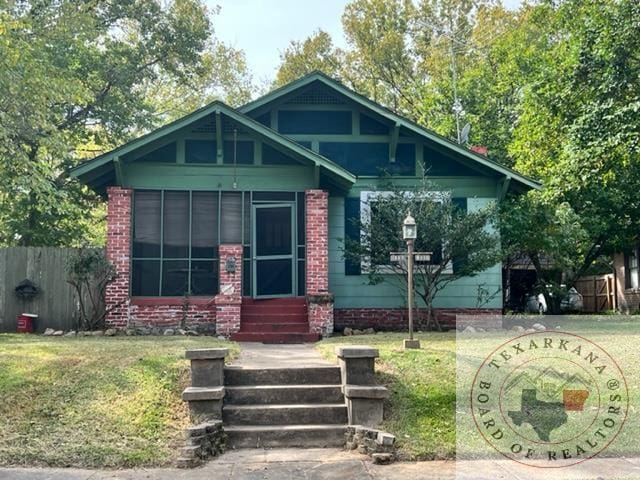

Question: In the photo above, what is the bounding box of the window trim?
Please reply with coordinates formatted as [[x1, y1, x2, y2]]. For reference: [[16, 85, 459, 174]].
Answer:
[[359, 190, 453, 274], [625, 247, 639, 291]]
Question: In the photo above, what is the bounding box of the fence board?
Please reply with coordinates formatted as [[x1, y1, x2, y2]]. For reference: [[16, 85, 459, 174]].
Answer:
[[0, 247, 103, 332], [575, 274, 616, 313]]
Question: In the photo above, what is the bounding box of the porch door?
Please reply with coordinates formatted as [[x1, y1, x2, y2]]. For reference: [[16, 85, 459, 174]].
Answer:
[[252, 203, 295, 298]]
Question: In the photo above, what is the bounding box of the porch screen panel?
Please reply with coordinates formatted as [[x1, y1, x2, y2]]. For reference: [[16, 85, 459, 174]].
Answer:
[[133, 191, 161, 257], [221, 192, 242, 243], [191, 192, 218, 258], [163, 191, 189, 258]]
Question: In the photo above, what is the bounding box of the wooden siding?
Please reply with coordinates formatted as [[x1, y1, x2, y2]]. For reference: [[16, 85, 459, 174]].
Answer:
[[0, 247, 101, 332]]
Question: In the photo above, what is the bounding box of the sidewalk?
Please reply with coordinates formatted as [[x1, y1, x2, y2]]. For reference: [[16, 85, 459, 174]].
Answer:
[[2, 449, 640, 480]]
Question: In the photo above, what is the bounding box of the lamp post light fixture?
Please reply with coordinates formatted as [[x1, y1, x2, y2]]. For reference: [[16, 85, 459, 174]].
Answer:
[[403, 213, 421, 350]]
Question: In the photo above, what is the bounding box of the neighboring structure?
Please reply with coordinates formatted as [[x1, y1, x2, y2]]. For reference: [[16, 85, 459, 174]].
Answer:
[[614, 248, 640, 313], [71, 72, 539, 340]]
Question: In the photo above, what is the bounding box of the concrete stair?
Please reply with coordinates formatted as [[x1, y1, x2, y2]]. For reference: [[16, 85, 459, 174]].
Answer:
[[231, 297, 319, 343], [223, 366, 347, 448]]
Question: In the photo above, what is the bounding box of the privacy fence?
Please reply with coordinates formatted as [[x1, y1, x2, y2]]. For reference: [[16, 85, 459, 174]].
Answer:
[[0, 247, 103, 332]]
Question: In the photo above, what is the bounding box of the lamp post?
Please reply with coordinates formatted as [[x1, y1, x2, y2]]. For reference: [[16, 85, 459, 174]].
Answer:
[[403, 213, 420, 349]]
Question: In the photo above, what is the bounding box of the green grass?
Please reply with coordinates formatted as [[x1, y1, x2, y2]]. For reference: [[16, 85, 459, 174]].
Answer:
[[317, 317, 640, 462], [0, 334, 239, 468]]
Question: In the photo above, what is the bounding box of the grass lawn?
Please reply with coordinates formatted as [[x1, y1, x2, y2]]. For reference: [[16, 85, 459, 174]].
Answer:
[[0, 334, 238, 468], [317, 317, 640, 462]]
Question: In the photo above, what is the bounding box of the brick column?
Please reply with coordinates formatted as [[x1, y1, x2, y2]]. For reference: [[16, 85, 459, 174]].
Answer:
[[214, 244, 242, 336], [105, 186, 132, 329], [305, 190, 334, 336]]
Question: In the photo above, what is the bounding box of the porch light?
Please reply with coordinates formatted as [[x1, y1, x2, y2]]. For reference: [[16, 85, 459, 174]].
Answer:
[[403, 213, 417, 240]]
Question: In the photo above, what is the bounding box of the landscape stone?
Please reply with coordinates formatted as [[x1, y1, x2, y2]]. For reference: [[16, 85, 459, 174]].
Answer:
[[177, 328, 187, 335], [353, 329, 363, 335], [343, 327, 353, 336], [125, 328, 136, 336], [52, 330, 63, 336], [164, 329, 175, 336], [64, 331, 76, 337], [104, 328, 117, 336], [511, 325, 525, 332], [364, 328, 375, 334], [376, 432, 396, 446], [372, 453, 393, 465], [525, 328, 536, 333], [43, 328, 55, 336], [532, 323, 546, 331], [91, 330, 104, 336], [463, 326, 476, 333]]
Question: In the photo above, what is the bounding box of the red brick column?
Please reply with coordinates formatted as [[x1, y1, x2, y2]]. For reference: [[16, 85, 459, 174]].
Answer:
[[215, 244, 243, 336], [305, 190, 334, 335], [105, 186, 132, 329]]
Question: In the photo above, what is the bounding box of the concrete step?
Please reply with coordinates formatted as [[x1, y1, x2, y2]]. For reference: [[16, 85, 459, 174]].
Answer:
[[224, 366, 341, 386], [239, 322, 310, 333], [225, 385, 344, 405], [225, 424, 347, 449], [223, 403, 347, 426], [229, 332, 320, 343]]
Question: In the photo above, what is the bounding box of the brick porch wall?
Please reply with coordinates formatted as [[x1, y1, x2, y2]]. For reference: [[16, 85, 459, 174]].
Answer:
[[613, 253, 640, 313], [334, 308, 503, 331], [105, 187, 133, 328], [305, 189, 334, 335], [214, 244, 243, 336]]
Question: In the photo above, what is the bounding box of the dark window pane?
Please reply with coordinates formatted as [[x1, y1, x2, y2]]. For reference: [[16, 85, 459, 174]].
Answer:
[[319, 142, 387, 175], [132, 260, 160, 296], [163, 191, 190, 258], [360, 113, 389, 135], [223, 141, 254, 164], [190, 260, 218, 295], [278, 110, 352, 134], [191, 192, 218, 258], [221, 192, 242, 243], [185, 140, 216, 164], [254, 112, 270, 126], [297, 260, 306, 296], [423, 145, 480, 176], [136, 142, 176, 163], [256, 259, 292, 296], [295, 140, 312, 149], [255, 207, 292, 256], [262, 143, 299, 165], [133, 191, 161, 258], [161, 260, 189, 296]]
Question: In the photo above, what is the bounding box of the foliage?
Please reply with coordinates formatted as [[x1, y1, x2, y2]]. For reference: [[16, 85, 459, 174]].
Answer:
[[65, 249, 116, 331], [0, 1, 253, 247], [344, 180, 500, 328]]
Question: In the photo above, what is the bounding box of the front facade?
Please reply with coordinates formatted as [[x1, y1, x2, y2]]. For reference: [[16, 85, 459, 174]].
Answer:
[[72, 73, 538, 339], [614, 248, 640, 313]]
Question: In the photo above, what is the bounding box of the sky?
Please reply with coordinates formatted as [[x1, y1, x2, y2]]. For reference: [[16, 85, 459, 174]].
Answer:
[[210, 0, 523, 84]]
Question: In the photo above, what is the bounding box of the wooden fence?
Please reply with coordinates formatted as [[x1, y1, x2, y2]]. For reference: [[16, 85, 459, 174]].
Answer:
[[0, 247, 103, 332], [574, 274, 617, 312]]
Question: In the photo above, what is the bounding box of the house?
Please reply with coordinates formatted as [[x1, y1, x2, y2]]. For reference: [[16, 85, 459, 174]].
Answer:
[[613, 249, 640, 313], [71, 72, 539, 341]]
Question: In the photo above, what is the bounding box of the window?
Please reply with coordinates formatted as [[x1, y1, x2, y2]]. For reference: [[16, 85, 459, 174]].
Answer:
[[360, 191, 450, 273], [132, 190, 220, 296], [319, 142, 416, 176], [278, 110, 352, 134], [185, 140, 216, 164], [135, 142, 177, 163], [625, 248, 639, 289]]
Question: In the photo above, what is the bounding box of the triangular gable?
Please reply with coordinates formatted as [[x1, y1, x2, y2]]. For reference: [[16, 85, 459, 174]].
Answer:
[[240, 72, 541, 193], [71, 100, 356, 193]]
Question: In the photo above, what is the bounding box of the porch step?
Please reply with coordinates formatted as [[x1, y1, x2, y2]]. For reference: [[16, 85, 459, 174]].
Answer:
[[225, 424, 347, 449], [241, 313, 308, 323], [230, 332, 320, 343], [223, 403, 347, 426], [225, 385, 344, 405], [224, 366, 342, 386], [240, 322, 310, 333]]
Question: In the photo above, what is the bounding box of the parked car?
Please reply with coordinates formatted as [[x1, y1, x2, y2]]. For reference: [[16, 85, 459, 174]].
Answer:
[[525, 287, 583, 314]]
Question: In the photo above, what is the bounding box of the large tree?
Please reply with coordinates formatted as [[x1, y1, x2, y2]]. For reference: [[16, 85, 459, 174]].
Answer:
[[0, 0, 252, 247]]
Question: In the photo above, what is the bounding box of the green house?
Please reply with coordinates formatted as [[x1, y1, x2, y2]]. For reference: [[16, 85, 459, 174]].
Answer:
[[72, 72, 538, 341]]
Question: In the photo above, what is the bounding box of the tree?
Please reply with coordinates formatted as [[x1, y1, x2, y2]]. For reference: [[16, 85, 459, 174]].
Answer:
[[0, 0, 253, 247], [66, 249, 116, 331], [344, 181, 500, 329]]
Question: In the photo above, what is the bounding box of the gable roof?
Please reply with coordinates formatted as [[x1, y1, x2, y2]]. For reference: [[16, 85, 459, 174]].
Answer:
[[71, 100, 356, 193], [240, 71, 541, 193]]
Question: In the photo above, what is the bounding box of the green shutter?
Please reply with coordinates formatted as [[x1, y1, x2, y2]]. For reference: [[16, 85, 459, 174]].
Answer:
[[344, 197, 361, 276], [452, 197, 467, 274]]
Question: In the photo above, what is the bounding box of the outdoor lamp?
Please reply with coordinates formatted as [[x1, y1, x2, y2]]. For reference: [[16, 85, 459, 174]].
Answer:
[[403, 213, 417, 240]]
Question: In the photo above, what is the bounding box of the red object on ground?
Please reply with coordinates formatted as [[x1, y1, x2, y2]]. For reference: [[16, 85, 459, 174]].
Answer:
[[470, 145, 488, 155], [17, 313, 38, 333]]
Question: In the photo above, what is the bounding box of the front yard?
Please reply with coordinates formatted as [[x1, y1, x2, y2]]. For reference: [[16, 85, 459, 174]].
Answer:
[[0, 335, 238, 468]]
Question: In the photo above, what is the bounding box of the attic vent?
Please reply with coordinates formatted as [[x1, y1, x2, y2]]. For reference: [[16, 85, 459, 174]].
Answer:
[[222, 118, 250, 134], [191, 115, 216, 134], [285, 86, 345, 105]]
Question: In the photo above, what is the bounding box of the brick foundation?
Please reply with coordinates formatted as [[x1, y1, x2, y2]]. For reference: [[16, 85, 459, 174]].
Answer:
[[129, 298, 216, 329], [334, 308, 503, 331], [105, 187, 133, 329], [305, 190, 333, 335]]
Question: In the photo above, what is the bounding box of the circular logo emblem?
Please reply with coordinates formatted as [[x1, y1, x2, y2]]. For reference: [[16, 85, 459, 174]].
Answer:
[[470, 331, 628, 467]]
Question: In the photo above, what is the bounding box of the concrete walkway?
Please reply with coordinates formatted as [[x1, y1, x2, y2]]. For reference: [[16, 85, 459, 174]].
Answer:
[[227, 342, 333, 368], [2, 449, 640, 479]]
